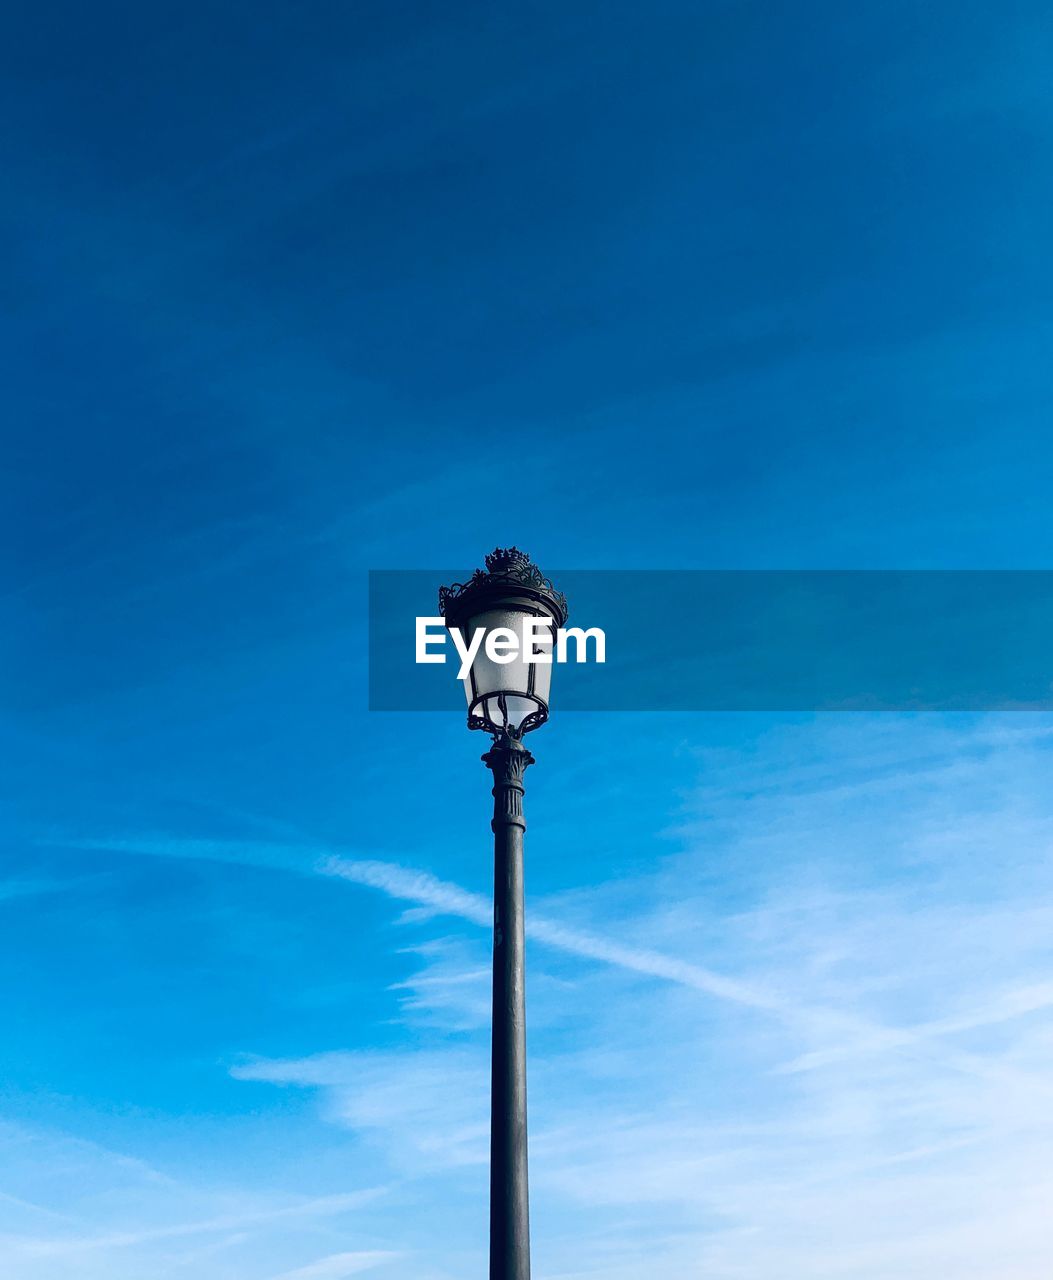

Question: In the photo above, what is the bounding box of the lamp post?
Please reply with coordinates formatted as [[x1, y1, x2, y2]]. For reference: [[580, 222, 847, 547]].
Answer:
[[439, 549, 568, 1280]]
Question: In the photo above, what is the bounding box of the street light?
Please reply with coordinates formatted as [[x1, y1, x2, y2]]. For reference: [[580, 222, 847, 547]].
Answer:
[[439, 548, 568, 1280]]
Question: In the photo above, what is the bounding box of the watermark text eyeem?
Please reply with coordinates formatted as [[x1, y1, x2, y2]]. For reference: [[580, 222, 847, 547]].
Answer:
[[416, 617, 606, 680]]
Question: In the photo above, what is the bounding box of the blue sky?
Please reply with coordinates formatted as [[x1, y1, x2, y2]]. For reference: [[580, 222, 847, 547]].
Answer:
[[4, 1, 1053, 1276]]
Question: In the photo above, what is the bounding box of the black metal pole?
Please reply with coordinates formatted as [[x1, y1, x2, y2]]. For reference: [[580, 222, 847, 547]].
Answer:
[[483, 730, 534, 1280]]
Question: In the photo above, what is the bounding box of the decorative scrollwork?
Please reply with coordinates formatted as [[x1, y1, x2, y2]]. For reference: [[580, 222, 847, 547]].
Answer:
[[467, 701, 548, 737], [438, 546, 568, 624]]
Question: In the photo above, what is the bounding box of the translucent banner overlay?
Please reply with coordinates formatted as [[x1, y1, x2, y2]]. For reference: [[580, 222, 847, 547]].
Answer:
[[369, 570, 1053, 712]]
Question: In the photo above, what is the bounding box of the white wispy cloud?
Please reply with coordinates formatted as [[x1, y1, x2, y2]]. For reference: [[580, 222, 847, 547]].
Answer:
[[55, 835, 783, 1011], [317, 853, 784, 1010], [38, 718, 1053, 1276], [232, 1052, 490, 1172], [2, 1188, 386, 1259], [58, 832, 1053, 1091], [316, 856, 492, 928]]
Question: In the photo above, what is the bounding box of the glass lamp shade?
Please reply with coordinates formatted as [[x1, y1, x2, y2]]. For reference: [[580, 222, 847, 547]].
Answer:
[[457, 607, 555, 735], [439, 548, 567, 736]]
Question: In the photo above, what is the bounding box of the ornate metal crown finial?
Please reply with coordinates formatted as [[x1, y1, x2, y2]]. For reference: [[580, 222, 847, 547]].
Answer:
[[438, 547, 568, 627], [485, 546, 531, 574]]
